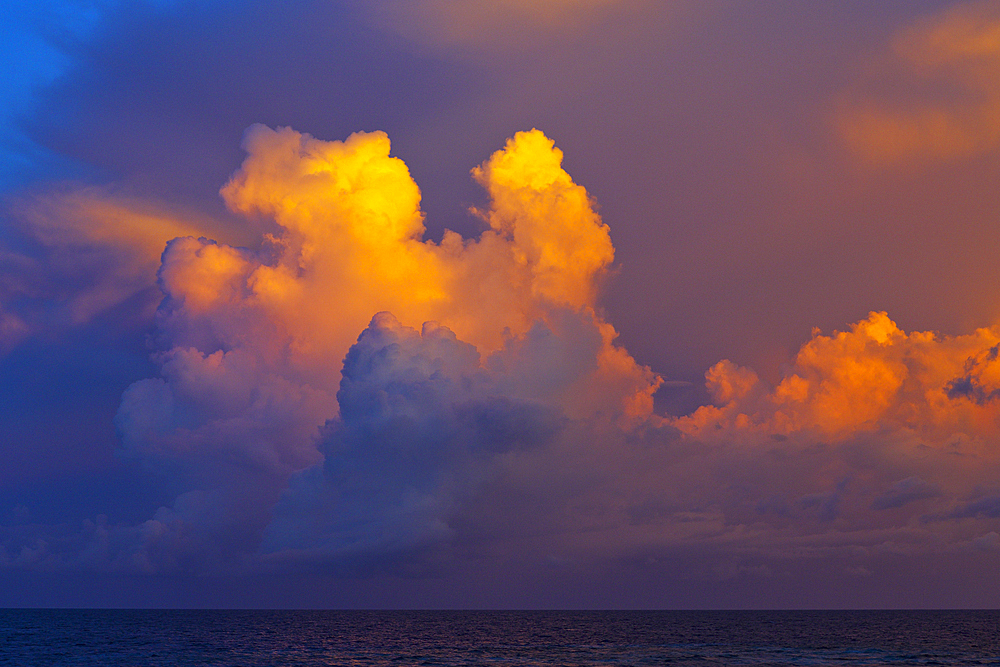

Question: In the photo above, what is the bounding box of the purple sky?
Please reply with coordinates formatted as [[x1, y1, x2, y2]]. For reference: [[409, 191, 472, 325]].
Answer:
[[2, 0, 1000, 608]]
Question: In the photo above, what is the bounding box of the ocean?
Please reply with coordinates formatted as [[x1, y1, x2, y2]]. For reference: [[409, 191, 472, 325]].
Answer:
[[0, 609, 997, 666]]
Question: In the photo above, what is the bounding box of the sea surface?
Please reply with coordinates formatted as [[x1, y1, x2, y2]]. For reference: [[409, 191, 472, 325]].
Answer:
[[0, 609, 998, 666]]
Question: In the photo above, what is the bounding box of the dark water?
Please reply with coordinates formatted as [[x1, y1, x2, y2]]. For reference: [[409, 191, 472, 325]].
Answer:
[[0, 609, 998, 666]]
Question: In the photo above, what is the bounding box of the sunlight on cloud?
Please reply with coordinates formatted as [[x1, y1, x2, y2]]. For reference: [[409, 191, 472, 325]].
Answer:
[[677, 311, 1000, 443], [18, 191, 236, 322], [159, 124, 640, 388], [7, 122, 1000, 583], [0, 190, 241, 350], [839, 0, 1000, 164], [102, 125, 658, 571]]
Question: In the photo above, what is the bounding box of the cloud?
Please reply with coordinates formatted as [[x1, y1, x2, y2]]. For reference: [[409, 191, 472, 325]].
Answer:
[[203, 124, 620, 361], [799, 479, 848, 522], [676, 311, 1000, 443], [951, 495, 1000, 519], [99, 125, 658, 572], [946, 344, 1000, 403], [871, 477, 941, 511], [259, 306, 1000, 575], [7, 121, 1000, 598], [971, 531, 1000, 551], [262, 312, 567, 568], [838, 0, 1000, 164], [0, 188, 244, 353], [625, 310, 1000, 572], [0, 308, 30, 355]]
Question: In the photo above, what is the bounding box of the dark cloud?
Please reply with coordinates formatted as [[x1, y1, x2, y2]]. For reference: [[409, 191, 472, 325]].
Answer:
[[971, 531, 1000, 552], [799, 479, 848, 522], [871, 477, 941, 511], [950, 495, 1000, 519], [263, 312, 581, 569], [946, 345, 1000, 403], [20, 0, 482, 210]]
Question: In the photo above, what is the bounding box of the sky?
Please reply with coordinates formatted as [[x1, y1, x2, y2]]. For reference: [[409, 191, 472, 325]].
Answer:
[[1, 0, 1000, 609]]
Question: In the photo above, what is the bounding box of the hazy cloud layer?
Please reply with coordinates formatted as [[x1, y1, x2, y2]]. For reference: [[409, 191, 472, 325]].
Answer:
[[839, 0, 1000, 164]]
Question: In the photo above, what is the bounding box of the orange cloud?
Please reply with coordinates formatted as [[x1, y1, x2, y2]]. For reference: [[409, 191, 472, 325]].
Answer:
[[838, 0, 1000, 164], [101, 126, 661, 570], [471, 130, 614, 308], [119, 125, 657, 478], [677, 311, 1000, 444], [4, 189, 240, 330], [202, 126, 641, 404]]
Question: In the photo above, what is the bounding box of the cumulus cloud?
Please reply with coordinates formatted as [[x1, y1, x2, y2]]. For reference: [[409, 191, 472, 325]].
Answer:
[[249, 307, 1000, 575], [645, 311, 1000, 568], [6, 124, 1000, 593], [677, 311, 1000, 443], [98, 125, 657, 572], [198, 124, 622, 362], [262, 312, 565, 567], [838, 0, 1000, 164]]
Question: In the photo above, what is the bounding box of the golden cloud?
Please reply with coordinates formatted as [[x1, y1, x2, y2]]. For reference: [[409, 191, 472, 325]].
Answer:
[[7, 189, 241, 326], [838, 0, 1000, 164], [677, 311, 1000, 444]]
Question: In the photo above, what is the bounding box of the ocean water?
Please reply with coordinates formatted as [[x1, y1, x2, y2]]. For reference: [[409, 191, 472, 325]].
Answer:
[[0, 609, 998, 666]]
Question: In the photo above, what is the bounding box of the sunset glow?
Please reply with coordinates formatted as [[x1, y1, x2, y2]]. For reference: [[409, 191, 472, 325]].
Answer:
[[1, 0, 999, 608]]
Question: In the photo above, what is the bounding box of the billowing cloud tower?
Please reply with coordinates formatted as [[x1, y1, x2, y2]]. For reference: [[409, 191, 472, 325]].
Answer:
[[110, 126, 658, 571]]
